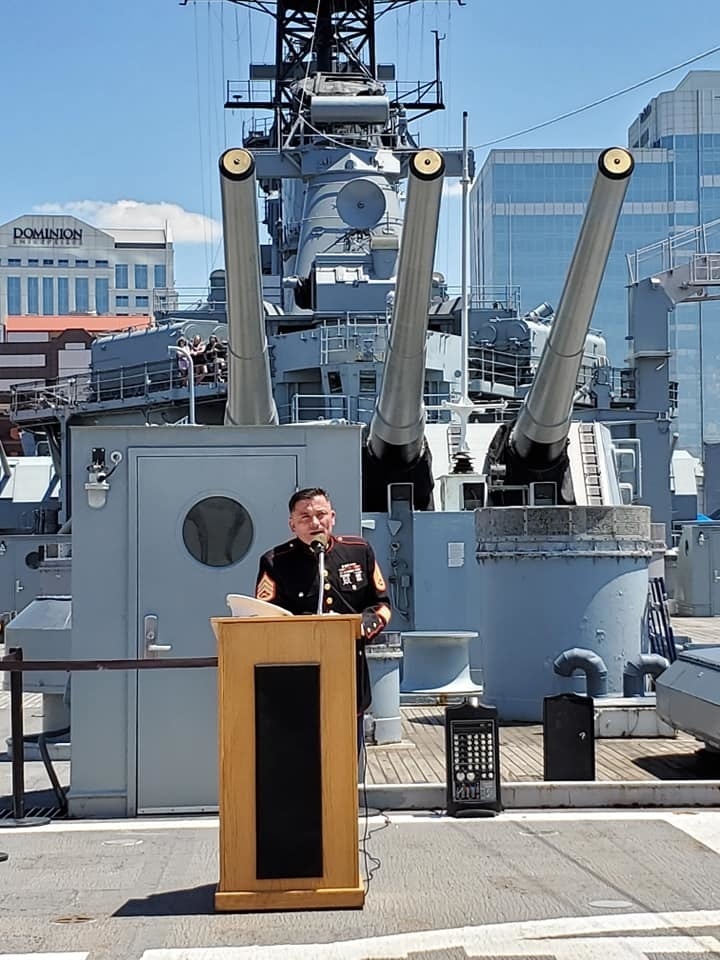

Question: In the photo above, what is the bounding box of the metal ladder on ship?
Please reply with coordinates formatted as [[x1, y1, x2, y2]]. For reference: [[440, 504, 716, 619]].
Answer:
[[648, 577, 677, 662], [578, 422, 603, 505]]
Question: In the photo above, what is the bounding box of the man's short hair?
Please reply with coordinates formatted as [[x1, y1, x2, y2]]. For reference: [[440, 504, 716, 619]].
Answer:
[[288, 487, 329, 513]]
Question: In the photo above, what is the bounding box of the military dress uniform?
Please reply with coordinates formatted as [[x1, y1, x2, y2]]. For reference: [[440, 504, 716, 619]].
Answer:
[[255, 535, 392, 712]]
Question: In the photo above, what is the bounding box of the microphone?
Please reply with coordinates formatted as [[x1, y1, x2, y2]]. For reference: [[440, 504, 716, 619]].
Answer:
[[310, 533, 328, 554]]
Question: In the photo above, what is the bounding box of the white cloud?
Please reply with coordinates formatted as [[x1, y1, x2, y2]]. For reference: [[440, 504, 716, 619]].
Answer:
[[31, 199, 222, 244]]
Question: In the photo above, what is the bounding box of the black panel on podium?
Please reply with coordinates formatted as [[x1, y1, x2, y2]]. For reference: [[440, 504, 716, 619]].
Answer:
[[255, 664, 322, 879]]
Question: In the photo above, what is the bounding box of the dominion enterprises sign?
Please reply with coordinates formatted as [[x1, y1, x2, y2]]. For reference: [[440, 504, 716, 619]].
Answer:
[[13, 226, 83, 244]]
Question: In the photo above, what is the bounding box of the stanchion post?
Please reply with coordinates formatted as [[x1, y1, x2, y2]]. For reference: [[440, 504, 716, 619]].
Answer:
[[4, 647, 49, 828], [8, 648, 25, 821]]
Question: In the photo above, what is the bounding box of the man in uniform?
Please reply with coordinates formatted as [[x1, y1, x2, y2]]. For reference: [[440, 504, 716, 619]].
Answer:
[[256, 487, 391, 736]]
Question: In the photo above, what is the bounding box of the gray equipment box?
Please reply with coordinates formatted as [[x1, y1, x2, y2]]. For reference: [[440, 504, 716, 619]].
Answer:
[[445, 701, 502, 817], [674, 523, 720, 616], [656, 645, 720, 750], [2, 596, 71, 694]]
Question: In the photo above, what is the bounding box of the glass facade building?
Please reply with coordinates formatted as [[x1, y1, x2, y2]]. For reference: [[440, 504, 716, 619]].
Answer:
[[471, 71, 720, 455]]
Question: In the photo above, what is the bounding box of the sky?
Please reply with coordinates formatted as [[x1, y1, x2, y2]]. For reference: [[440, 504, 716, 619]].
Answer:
[[2, 0, 720, 292]]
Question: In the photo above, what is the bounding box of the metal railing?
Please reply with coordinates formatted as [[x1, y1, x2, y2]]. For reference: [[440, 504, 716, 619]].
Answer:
[[284, 389, 452, 425], [319, 316, 391, 363], [10, 355, 632, 422], [224, 77, 443, 115], [384, 78, 444, 111], [691, 253, 720, 284], [443, 285, 522, 312], [10, 358, 227, 417], [153, 288, 227, 316], [626, 218, 720, 284], [467, 346, 634, 404], [289, 393, 353, 423], [286, 393, 377, 424], [1, 647, 218, 823], [468, 346, 535, 393], [9, 377, 83, 415]]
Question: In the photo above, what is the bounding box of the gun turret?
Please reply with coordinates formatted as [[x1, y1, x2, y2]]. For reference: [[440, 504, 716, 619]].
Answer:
[[363, 149, 445, 511], [488, 147, 634, 501], [219, 148, 278, 426]]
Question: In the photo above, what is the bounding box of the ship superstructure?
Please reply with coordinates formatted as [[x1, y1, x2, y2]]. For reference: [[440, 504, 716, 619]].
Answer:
[[1, 0, 708, 818]]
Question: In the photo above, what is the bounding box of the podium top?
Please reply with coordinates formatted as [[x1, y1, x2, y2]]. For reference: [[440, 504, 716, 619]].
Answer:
[[210, 612, 362, 643], [211, 614, 363, 625]]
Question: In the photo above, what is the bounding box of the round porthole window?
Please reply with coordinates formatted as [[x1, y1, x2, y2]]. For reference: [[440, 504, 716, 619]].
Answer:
[[182, 496, 253, 567]]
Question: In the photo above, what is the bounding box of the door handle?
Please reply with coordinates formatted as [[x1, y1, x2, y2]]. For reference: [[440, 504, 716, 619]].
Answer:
[[144, 614, 172, 655], [714, 570, 720, 583]]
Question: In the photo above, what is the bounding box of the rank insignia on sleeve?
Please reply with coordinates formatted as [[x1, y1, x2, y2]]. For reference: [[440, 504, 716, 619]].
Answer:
[[373, 563, 387, 592], [256, 572, 276, 602]]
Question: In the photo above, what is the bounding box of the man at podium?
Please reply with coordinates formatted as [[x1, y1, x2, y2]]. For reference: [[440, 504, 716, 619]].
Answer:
[[215, 489, 377, 911], [255, 487, 391, 729]]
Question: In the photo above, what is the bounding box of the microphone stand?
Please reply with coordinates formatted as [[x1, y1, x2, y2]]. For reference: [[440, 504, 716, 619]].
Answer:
[[316, 547, 325, 615]]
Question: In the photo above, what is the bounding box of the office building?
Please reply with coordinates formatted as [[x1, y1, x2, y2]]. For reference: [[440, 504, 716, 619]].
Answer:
[[0, 214, 173, 326]]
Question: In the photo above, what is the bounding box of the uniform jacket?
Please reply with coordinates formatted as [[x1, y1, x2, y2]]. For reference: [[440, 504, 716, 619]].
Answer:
[[255, 535, 392, 711]]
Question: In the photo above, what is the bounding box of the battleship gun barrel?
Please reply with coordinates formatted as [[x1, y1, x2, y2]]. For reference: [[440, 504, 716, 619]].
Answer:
[[364, 150, 444, 509], [219, 148, 278, 426], [509, 147, 633, 466]]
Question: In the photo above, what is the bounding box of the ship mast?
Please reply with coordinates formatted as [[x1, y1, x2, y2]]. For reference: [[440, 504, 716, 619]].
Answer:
[[222, 0, 445, 149]]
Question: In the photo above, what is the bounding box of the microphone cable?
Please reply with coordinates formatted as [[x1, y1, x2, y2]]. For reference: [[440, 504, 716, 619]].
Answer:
[[358, 725, 388, 896]]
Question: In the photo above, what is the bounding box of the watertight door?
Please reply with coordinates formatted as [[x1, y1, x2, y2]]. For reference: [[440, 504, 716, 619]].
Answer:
[[134, 450, 298, 813]]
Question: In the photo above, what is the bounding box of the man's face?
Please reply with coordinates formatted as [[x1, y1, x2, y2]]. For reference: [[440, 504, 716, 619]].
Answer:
[[289, 494, 336, 545]]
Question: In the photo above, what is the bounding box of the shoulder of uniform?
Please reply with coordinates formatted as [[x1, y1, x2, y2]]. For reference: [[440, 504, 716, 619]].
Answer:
[[265, 539, 297, 561], [334, 535, 368, 546]]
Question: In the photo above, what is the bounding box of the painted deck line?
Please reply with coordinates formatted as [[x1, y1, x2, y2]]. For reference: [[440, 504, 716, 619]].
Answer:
[[138, 911, 720, 959]]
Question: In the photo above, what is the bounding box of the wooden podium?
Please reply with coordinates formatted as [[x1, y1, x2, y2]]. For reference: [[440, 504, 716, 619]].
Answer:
[[210, 613, 365, 912]]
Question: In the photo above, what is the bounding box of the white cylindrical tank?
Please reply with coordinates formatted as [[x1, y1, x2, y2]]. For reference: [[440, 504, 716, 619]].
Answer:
[[476, 506, 651, 721], [365, 642, 403, 745]]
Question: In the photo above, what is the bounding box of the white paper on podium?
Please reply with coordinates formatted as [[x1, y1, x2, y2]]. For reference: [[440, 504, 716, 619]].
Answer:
[[225, 594, 293, 618]]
